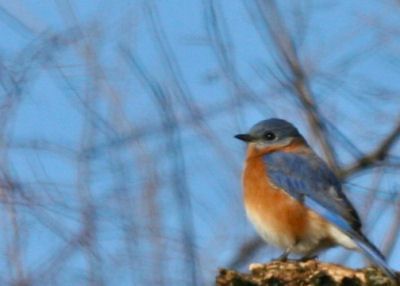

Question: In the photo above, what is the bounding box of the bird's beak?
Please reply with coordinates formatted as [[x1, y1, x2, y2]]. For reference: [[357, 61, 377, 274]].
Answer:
[[234, 133, 254, 142]]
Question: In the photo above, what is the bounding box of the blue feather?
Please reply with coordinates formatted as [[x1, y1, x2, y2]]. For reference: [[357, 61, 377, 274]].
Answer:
[[351, 232, 397, 279], [264, 151, 361, 230], [304, 197, 352, 232]]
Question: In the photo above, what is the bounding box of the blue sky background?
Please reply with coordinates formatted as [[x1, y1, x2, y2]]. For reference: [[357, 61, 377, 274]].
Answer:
[[0, 1, 400, 285]]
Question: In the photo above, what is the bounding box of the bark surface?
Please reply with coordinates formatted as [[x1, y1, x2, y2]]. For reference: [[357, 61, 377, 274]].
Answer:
[[216, 260, 398, 286]]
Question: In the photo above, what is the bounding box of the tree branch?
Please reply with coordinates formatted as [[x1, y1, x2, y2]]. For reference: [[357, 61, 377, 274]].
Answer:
[[217, 260, 398, 286], [340, 119, 400, 178]]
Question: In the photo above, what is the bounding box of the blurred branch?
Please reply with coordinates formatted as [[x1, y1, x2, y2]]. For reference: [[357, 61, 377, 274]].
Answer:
[[203, 0, 270, 120], [122, 44, 200, 285], [1, 178, 26, 285], [227, 235, 264, 269], [383, 193, 400, 259], [340, 119, 400, 178]]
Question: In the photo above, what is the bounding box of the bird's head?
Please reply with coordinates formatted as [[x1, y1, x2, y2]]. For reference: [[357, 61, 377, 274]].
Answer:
[[235, 118, 305, 153]]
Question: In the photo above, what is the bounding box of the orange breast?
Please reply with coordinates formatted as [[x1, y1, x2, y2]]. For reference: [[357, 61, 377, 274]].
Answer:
[[243, 153, 309, 246]]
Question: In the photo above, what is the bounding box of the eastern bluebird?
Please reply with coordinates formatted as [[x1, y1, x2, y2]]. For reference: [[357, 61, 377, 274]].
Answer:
[[235, 118, 396, 279]]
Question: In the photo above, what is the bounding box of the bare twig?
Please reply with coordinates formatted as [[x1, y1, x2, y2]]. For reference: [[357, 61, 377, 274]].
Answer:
[[340, 119, 400, 178]]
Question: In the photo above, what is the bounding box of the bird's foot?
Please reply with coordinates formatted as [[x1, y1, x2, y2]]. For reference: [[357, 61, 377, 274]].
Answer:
[[271, 253, 318, 263], [299, 255, 318, 262], [272, 249, 291, 262]]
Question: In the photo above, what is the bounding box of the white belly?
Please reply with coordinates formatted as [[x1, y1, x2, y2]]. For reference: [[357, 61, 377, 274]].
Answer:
[[245, 207, 295, 251], [246, 207, 357, 255]]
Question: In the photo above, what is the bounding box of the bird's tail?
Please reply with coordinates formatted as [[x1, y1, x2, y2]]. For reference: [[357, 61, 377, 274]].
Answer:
[[351, 231, 397, 280]]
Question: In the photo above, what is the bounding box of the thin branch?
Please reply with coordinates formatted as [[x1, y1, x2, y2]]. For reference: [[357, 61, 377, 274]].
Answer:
[[227, 236, 264, 269], [340, 118, 400, 178]]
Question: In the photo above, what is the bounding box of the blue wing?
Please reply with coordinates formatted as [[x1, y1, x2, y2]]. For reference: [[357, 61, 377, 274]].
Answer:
[[263, 151, 361, 231]]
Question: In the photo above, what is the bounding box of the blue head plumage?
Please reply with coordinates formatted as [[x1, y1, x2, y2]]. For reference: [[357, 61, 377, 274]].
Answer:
[[235, 118, 302, 143]]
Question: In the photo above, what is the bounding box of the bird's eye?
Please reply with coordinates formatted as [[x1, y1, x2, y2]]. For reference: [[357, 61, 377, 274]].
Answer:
[[264, 132, 276, 140]]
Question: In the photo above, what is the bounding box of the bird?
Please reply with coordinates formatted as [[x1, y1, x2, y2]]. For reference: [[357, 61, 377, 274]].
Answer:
[[234, 118, 396, 279]]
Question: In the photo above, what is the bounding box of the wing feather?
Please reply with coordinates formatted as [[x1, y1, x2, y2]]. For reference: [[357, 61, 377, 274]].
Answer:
[[264, 152, 361, 231]]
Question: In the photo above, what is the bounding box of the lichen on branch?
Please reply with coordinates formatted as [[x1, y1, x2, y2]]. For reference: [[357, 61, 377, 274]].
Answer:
[[216, 259, 398, 286]]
